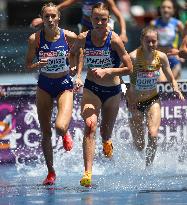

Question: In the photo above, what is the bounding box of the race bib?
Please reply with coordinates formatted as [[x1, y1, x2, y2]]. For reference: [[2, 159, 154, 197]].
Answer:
[[136, 71, 160, 91], [39, 50, 69, 73], [84, 49, 113, 68]]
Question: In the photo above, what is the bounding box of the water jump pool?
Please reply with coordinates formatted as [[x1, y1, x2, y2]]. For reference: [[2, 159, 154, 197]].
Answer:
[[0, 81, 187, 205]]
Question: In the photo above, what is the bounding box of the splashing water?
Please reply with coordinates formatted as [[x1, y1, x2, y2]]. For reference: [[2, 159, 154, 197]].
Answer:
[[12, 104, 187, 192]]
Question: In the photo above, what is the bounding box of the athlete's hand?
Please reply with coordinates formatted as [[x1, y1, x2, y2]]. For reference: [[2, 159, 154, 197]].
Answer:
[[69, 66, 77, 77], [74, 77, 83, 92], [36, 58, 48, 68], [167, 49, 185, 62], [30, 18, 43, 29], [174, 90, 185, 101], [167, 48, 179, 56], [119, 33, 128, 44], [92, 68, 108, 78]]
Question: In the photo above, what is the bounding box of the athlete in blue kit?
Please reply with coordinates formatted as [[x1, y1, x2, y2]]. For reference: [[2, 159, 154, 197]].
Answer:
[[31, 0, 128, 44], [71, 2, 132, 187], [150, 0, 184, 80], [25, 2, 77, 185]]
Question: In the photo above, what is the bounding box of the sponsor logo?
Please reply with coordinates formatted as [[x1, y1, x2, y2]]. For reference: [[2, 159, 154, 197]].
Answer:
[[157, 82, 187, 93], [41, 44, 49, 50]]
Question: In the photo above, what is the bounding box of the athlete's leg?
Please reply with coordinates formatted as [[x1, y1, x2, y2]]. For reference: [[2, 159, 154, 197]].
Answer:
[[55, 90, 73, 134], [100, 93, 121, 157], [158, 68, 167, 82], [36, 87, 54, 173], [146, 100, 161, 166], [55, 90, 73, 151], [80, 88, 101, 186], [129, 108, 145, 151]]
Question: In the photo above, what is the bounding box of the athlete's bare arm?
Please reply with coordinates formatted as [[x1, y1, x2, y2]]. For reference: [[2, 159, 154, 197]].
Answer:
[[64, 30, 77, 75], [107, 0, 128, 43], [56, 0, 77, 11], [179, 35, 187, 58], [70, 32, 87, 88], [109, 32, 133, 75], [159, 51, 184, 100]]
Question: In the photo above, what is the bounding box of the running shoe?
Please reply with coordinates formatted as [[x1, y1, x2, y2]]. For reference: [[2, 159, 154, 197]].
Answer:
[[63, 133, 73, 151], [103, 140, 113, 158], [43, 171, 56, 185], [80, 171, 92, 187]]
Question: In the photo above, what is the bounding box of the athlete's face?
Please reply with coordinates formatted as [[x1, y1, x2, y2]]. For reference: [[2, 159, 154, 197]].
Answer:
[[42, 7, 59, 30], [142, 31, 158, 52], [91, 8, 109, 31], [160, 0, 174, 19]]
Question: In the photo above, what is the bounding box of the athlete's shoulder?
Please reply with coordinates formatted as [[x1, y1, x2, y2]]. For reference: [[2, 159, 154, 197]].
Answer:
[[28, 31, 40, 45], [28, 32, 36, 41], [129, 48, 139, 59], [110, 31, 121, 44], [156, 50, 167, 60], [110, 31, 125, 51], [170, 17, 180, 23], [71, 31, 88, 50]]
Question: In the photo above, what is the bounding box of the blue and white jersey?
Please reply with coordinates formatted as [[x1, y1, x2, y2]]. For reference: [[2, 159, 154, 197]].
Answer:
[[153, 17, 180, 48], [36, 29, 69, 73], [84, 30, 120, 69]]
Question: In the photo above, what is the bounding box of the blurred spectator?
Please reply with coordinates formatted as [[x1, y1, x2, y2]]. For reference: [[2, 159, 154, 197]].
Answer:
[[129, 1, 157, 27], [31, 0, 128, 43], [150, 0, 184, 81], [116, 0, 131, 22]]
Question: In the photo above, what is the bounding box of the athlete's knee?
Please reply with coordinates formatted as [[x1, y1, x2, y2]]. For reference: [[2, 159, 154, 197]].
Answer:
[[148, 129, 159, 138], [85, 117, 97, 136]]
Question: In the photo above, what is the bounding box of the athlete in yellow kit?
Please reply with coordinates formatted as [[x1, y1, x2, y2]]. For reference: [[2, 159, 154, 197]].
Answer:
[[126, 26, 184, 166]]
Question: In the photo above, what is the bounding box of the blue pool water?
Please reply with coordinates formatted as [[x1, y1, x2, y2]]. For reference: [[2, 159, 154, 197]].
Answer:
[[1, 149, 187, 205]]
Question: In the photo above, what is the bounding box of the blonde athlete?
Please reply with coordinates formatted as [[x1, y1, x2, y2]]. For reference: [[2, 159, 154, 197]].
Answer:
[[71, 2, 132, 187], [127, 26, 184, 167], [25, 3, 77, 185]]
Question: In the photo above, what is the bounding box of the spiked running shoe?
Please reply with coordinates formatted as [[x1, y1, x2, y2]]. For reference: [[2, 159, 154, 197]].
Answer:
[[103, 140, 113, 158], [43, 172, 56, 185], [80, 171, 92, 187], [63, 133, 73, 151]]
